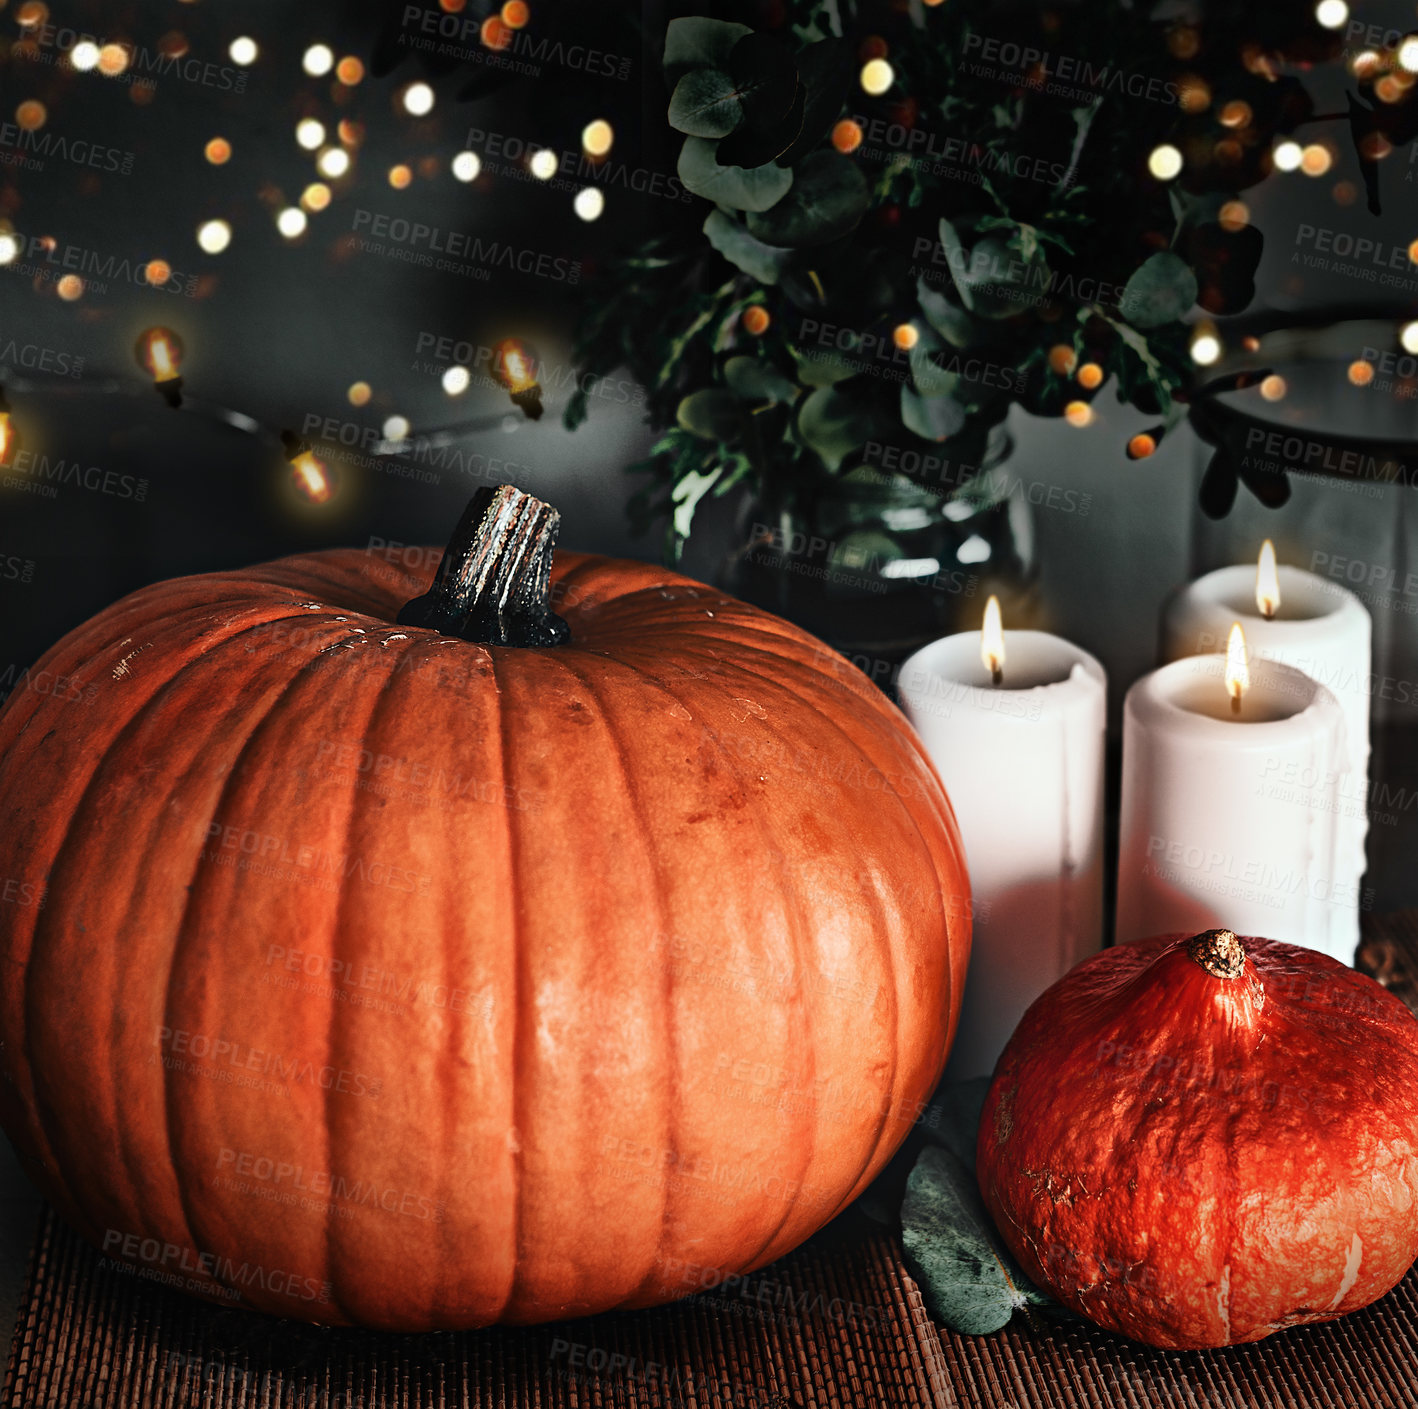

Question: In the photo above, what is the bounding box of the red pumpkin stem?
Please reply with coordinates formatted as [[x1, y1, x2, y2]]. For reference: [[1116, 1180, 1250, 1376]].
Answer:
[[397, 484, 570, 647], [1186, 929, 1246, 980]]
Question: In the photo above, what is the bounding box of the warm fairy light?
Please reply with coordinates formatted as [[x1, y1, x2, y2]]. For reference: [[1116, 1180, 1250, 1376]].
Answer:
[[338, 119, 364, 147], [529, 148, 558, 180], [136, 327, 183, 383], [15, 3, 47, 28], [742, 306, 770, 336], [492, 340, 537, 394], [70, 41, 100, 71], [277, 207, 307, 239], [403, 82, 435, 116], [336, 56, 364, 85], [1127, 432, 1157, 459], [981, 596, 1005, 682], [301, 182, 331, 211], [1242, 336, 1261, 351], [1402, 322, 1418, 354], [317, 147, 350, 178], [347, 381, 372, 406], [144, 259, 171, 285], [97, 44, 129, 76], [1300, 144, 1332, 176], [1256, 540, 1280, 619], [1315, 0, 1348, 29], [482, 17, 514, 50], [1177, 75, 1210, 113], [1048, 344, 1078, 375], [204, 136, 232, 164], [291, 449, 333, 504], [296, 118, 326, 150], [1359, 133, 1393, 161], [56, 274, 83, 301], [582, 119, 614, 157], [1064, 400, 1093, 427], [1077, 362, 1104, 390], [832, 119, 864, 153], [1219, 100, 1252, 128], [1260, 374, 1287, 401], [15, 101, 46, 132], [382, 415, 411, 441], [197, 219, 231, 254], [388, 164, 413, 189], [860, 58, 894, 95], [502, 1, 531, 28], [1400, 37, 1418, 72], [1169, 26, 1201, 59], [893, 323, 919, 351], [1348, 359, 1375, 386], [1219, 200, 1250, 231], [1352, 50, 1383, 79], [0, 234, 18, 265], [1408, 239, 1418, 265], [1225, 623, 1250, 708], [303, 44, 334, 77], [442, 366, 471, 395], [1190, 327, 1221, 365], [1147, 144, 1183, 180], [229, 36, 257, 65], [452, 150, 482, 182], [1273, 140, 1303, 172], [574, 187, 605, 221]]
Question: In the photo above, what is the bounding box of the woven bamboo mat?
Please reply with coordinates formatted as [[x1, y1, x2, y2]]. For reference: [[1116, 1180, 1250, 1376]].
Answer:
[[6, 913, 1418, 1409]]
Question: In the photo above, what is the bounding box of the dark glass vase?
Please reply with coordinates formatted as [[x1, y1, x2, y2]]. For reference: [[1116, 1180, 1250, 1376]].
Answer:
[[718, 432, 1039, 695]]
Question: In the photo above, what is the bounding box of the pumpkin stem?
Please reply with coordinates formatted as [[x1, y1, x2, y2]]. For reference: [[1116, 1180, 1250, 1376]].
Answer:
[[1186, 929, 1246, 980], [396, 485, 570, 647]]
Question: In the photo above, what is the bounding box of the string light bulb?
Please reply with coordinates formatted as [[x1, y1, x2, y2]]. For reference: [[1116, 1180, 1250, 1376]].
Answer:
[[281, 431, 334, 504], [303, 44, 334, 77], [229, 36, 257, 66], [581, 119, 613, 157], [491, 338, 543, 419], [860, 58, 894, 95], [135, 327, 185, 407], [0, 389, 19, 469], [1190, 325, 1222, 365], [1147, 144, 1183, 180]]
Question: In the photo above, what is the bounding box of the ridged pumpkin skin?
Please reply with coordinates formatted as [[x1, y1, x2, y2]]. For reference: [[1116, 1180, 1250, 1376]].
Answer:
[[978, 932, 1418, 1349], [0, 547, 969, 1329]]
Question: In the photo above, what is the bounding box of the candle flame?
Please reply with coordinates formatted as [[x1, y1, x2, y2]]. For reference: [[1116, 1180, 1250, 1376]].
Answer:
[[1256, 539, 1280, 618], [981, 595, 1005, 678], [1225, 622, 1250, 705], [291, 450, 333, 504]]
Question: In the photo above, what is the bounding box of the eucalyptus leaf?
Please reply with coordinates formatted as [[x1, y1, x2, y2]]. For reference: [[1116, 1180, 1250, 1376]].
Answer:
[[917, 276, 974, 347], [679, 137, 793, 212], [1119, 251, 1198, 329], [727, 32, 799, 128], [902, 385, 966, 442], [717, 80, 804, 168], [676, 388, 744, 440], [923, 1075, 993, 1171], [775, 38, 853, 167], [790, 345, 858, 386], [724, 355, 799, 404], [668, 69, 746, 139], [796, 385, 878, 470], [901, 1145, 1048, 1336], [937, 218, 973, 310], [747, 150, 869, 247], [703, 210, 791, 284], [663, 17, 752, 86], [671, 466, 724, 542]]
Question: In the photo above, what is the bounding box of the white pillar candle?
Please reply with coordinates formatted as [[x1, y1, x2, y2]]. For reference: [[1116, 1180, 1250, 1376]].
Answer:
[[898, 629, 1107, 1080], [1117, 653, 1356, 962], [1161, 558, 1371, 947]]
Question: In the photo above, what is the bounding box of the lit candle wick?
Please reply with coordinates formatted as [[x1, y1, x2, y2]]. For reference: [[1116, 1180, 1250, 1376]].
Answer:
[[981, 594, 1005, 689], [1225, 621, 1250, 719], [1256, 539, 1280, 621]]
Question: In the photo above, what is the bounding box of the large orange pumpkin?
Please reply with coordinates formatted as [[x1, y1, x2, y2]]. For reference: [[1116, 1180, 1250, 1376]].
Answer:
[[0, 487, 969, 1329]]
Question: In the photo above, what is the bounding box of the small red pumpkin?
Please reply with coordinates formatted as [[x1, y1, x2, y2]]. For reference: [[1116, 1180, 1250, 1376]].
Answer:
[[0, 488, 970, 1329], [978, 929, 1418, 1349]]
